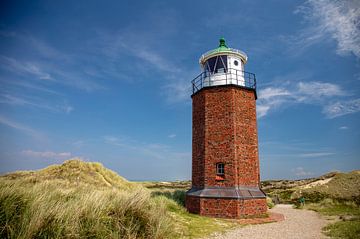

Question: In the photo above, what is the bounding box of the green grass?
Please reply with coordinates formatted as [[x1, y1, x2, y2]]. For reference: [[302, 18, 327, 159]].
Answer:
[[141, 182, 239, 238], [0, 159, 239, 239], [292, 171, 360, 203], [163, 198, 238, 238], [263, 170, 360, 239], [0, 161, 172, 239], [303, 199, 360, 239], [323, 220, 360, 239]]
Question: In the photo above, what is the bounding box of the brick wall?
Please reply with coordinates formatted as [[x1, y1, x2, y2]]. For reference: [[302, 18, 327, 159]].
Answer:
[[186, 196, 267, 218], [191, 86, 260, 188], [188, 85, 265, 218]]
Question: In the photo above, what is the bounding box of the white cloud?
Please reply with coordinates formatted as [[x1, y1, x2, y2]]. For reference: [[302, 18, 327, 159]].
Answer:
[[339, 126, 348, 130], [296, 82, 346, 101], [22, 150, 72, 160], [163, 79, 191, 104], [292, 167, 313, 177], [0, 115, 44, 139], [94, 31, 192, 104], [0, 115, 35, 133], [257, 81, 349, 118], [299, 152, 335, 158], [168, 134, 176, 138], [258, 87, 291, 100], [5, 80, 61, 95], [102, 134, 190, 161], [257, 105, 271, 118], [0, 55, 53, 80], [0, 93, 74, 114], [322, 98, 360, 118], [295, 0, 360, 57]]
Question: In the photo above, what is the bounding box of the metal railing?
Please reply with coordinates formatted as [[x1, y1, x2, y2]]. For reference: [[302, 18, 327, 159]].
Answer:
[[191, 68, 256, 94]]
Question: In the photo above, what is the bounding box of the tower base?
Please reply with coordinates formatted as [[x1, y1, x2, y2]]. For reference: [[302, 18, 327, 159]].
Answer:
[[185, 187, 267, 218]]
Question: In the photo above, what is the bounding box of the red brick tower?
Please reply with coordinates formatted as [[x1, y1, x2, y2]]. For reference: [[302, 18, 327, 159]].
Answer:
[[185, 38, 267, 218]]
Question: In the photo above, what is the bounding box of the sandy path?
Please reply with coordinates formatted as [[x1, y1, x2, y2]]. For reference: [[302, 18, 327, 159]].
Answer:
[[208, 204, 329, 239]]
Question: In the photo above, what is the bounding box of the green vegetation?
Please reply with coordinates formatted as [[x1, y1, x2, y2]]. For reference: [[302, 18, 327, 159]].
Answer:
[[302, 199, 360, 239], [3, 159, 358, 238], [141, 181, 238, 237], [292, 171, 360, 238], [165, 199, 237, 238], [0, 160, 171, 239], [263, 170, 360, 239], [266, 197, 274, 209], [323, 220, 360, 239], [292, 171, 360, 204], [0, 159, 237, 239]]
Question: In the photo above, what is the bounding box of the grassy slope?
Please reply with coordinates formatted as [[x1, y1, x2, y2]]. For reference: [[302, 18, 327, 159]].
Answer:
[[140, 183, 238, 238], [0, 159, 171, 239], [0, 159, 237, 239], [2, 159, 135, 190], [263, 170, 360, 239], [294, 171, 360, 202]]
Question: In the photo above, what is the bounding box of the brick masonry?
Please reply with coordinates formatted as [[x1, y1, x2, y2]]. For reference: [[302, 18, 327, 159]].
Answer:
[[186, 85, 267, 218], [186, 196, 267, 218]]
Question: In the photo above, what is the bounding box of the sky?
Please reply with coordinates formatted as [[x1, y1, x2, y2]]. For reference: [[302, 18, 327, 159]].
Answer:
[[0, 0, 359, 181]]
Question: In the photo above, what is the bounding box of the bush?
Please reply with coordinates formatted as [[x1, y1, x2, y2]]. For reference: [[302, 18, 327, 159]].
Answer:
[[266, 197, 274, 209]]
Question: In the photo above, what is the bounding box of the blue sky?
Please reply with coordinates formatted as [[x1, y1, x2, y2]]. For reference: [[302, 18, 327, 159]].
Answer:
[[0, 0, 359, 181]]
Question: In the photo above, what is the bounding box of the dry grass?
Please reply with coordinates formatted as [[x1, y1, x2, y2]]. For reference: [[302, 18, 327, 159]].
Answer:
[[292, 170, 360, 203], [0, 159, 172, 239], [0, 159, 238, 239]]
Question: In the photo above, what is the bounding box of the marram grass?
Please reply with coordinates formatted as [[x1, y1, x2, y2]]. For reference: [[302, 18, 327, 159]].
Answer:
[[0, 159, 173, 239]]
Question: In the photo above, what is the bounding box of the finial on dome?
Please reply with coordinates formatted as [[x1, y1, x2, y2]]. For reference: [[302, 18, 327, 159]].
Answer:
[[219, 37, 227, 48]]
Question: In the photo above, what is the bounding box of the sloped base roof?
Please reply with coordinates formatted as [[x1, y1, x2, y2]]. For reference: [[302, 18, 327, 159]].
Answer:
[[186, 186, 266, 199]]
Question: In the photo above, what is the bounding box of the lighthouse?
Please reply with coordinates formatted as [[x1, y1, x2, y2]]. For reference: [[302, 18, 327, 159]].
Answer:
[[185, 38, 267, 218]]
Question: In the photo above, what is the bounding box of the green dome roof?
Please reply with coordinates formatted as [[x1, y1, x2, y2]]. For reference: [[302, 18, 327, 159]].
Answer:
[[199, 38, 248, 65]]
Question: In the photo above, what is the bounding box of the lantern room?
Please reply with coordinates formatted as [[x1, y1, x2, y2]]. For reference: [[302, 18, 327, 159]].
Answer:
[[192, 38, 256, 94]]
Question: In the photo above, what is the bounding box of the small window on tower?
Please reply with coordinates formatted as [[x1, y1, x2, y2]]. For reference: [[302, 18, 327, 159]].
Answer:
[[234, 60, 239, 66], [216, 163, 225, 181]]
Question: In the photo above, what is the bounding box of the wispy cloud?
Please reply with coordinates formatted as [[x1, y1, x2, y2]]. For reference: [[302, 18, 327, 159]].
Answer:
[[0, 115, 44, 139], [292, 167, 313, 177], [21, 150, 71, 160], [4, 80, 62, 96], [103, 134, 190, 161], [168, 134, 176, 138], [94, 31, 193, 104], [322, 98, 360, 118], [299, 152, 335, 158], [293, 0, 360, 57], [339, 126, 348, 130], [0, 30, 69, 60], [0, 93, 74, 114], [257, 81, 353, 118], [0, 55, 53, 80], [0, 30, 105, 92]]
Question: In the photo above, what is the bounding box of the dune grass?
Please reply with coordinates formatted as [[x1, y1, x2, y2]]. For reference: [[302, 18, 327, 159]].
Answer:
[[301, 199, 360, 239], [151, 191, 237, 238], [0, 159, 238, 238], [0, 160, 173, 239]]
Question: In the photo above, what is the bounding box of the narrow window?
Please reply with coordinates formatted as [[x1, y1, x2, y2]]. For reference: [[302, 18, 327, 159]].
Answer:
[[216, 163, 225, 179]]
